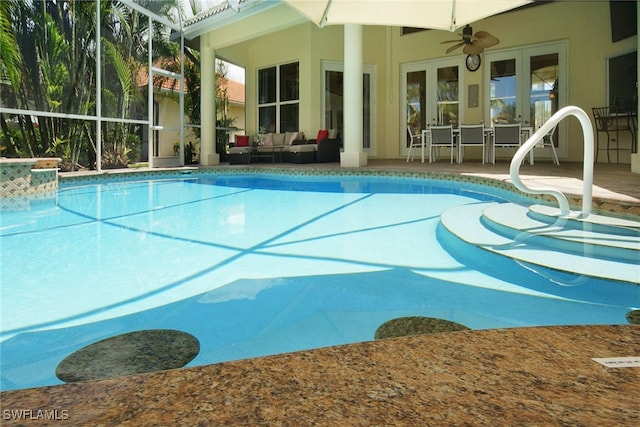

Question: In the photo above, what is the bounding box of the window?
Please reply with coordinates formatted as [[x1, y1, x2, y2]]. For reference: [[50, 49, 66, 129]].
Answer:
[[608, 51, 637, 112], [258, 62, 299, 132]]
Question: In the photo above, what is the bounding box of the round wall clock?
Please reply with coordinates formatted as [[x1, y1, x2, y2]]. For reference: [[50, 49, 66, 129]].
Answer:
[[466, 54, 481, 72]]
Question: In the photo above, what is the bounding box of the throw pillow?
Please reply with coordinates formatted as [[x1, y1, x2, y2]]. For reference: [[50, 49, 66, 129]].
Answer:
[[272, 133, 285, 145], [328, 128, 338, 139], [262, 133, 273, 146], [317, 129, 329, 142], [236, 135, 249, 147], [285, 131, 298, 145]]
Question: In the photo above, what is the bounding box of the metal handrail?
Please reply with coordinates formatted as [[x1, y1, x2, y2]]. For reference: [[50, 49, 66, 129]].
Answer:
[[509, 106, 594, 216]]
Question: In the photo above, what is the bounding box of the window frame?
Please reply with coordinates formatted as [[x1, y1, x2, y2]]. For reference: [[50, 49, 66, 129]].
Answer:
[[257, 61, 299, 133]]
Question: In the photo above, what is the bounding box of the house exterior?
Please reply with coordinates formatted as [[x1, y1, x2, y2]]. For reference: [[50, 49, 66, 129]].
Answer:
[[183, 0, 638, 167], [139, 65, 246, 164], [219, 77, 247, 148]]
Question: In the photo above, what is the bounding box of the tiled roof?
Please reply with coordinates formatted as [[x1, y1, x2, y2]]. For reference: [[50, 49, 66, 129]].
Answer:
[[136, 60, 186, 92], [221, 78, 245, 104], [138, 66, 245, 105]]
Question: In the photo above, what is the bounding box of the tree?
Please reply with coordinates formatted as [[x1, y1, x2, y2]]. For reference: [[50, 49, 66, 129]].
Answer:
[[0, 0, 183, 170], [0, 0, 24, 154]]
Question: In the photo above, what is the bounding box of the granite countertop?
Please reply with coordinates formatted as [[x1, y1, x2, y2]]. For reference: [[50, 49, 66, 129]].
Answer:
[[2, 325, 638, 426]]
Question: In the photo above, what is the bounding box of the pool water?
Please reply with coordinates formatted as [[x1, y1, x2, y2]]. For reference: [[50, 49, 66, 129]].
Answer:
[[1, 172, 637, 391]]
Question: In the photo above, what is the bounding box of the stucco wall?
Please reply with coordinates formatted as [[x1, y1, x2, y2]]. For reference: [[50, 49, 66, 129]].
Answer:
[[212, 1, 637, 163], [156, 94, 199, 158]]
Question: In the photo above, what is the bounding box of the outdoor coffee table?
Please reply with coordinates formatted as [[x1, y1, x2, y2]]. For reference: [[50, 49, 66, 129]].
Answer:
[[251, 146, 284, 163]]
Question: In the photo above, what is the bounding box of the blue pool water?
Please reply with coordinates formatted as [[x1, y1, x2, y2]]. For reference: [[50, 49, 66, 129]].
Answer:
[[1, 172, 637, 391]]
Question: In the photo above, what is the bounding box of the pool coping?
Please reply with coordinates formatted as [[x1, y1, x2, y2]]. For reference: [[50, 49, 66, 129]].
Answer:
[[58, 164, 640, 219], [1, 325, 638, 426]]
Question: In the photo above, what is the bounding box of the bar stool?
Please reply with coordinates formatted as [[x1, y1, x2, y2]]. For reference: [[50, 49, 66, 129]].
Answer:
[[592, 107, 635, 163]]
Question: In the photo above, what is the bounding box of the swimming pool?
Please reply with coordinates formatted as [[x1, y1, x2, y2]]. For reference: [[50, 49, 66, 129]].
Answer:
[[1, 171, 637, 390]]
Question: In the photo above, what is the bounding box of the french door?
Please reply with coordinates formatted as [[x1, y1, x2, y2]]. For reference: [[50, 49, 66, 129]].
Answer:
[[322, 61, 375, 153], [401, 58, 463, 156], [484, 42, 567, 158]]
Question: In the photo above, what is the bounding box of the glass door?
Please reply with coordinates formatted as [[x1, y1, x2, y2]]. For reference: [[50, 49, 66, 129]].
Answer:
[[406, 70, 426, 149], [528, 53, 559, 129], [322, 61, 375, 152], [488, 57, 520, 124], [485, 42, 567, 159], [401, 59, 462, 156], [436, 65, 460, 127]]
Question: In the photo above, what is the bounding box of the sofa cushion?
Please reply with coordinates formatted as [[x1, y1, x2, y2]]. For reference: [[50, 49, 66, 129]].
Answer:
[[284, 131, 298, 145], [272, 133, 286, 146], [290, 144, 317, 153], [236, 135, 250, 147], [229, 146, 251, 154], [316, 129, 329, 142]]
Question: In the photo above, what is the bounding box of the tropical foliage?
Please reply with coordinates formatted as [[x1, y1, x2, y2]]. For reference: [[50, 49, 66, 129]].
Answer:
[[0, 0, 189, 170]]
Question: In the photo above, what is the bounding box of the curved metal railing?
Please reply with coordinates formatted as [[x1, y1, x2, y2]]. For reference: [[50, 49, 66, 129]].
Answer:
[[509, 106, 594, 216]]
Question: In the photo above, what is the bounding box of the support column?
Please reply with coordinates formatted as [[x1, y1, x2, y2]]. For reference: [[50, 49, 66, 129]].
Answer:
[[200, 39, 219, 165], [632, 2, 640, 173], [340, 24, 367, 167]]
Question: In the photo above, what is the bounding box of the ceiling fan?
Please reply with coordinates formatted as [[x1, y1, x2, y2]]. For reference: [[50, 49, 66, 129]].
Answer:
[[441, 25, 500, 55]]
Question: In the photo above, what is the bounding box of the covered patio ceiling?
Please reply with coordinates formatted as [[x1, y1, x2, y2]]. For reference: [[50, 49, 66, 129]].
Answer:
[[179, 0, 537, 42]]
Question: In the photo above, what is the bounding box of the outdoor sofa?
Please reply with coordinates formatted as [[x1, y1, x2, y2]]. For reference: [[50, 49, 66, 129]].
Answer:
[[228, 130, 341, 164]]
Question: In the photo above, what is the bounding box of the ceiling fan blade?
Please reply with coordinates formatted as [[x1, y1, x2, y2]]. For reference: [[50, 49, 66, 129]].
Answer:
[[441, 39, 463, 44], [472, 31, 500, 48], [463, 44, 484, 55], [446, 43, 464, 54]]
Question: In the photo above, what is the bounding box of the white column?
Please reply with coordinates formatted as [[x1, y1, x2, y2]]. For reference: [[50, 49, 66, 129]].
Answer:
[[200, 40, 219, 165], [632, 3, 640, 173], [96, 0, 102, 171], [340, 24, 367, 167]]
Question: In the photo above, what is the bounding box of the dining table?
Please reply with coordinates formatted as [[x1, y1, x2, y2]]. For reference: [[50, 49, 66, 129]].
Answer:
[[420, 125, 534, 164]]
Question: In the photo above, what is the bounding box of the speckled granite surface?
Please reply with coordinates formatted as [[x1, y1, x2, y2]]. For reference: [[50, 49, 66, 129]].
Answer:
[[374, 316, 470, 339], [2, 325, 638, 426], [55, 330, 199, 383]]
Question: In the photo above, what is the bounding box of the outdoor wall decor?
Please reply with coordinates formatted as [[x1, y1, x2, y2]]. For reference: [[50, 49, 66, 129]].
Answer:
[[468, 84, 479, 108]]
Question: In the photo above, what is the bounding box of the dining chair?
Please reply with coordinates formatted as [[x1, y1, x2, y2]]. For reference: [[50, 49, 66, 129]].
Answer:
[[457, 124, 485, 164], [538, 123, 560, 166], [429, 125, 454, 163], [406, 126, 423, 162], [492, 123, 521, 164], [592, 106, 635, 163]]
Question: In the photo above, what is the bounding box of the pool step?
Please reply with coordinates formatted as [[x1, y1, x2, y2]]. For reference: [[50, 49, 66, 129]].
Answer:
[[529, 204, 640, 236], [439, 202, 640, 283], [481, 203, 640, 262]]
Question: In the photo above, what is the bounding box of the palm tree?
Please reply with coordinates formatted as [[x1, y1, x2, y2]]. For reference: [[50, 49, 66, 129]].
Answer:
[[1, 0, 184, 170], [0, 0, 24, 154]]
